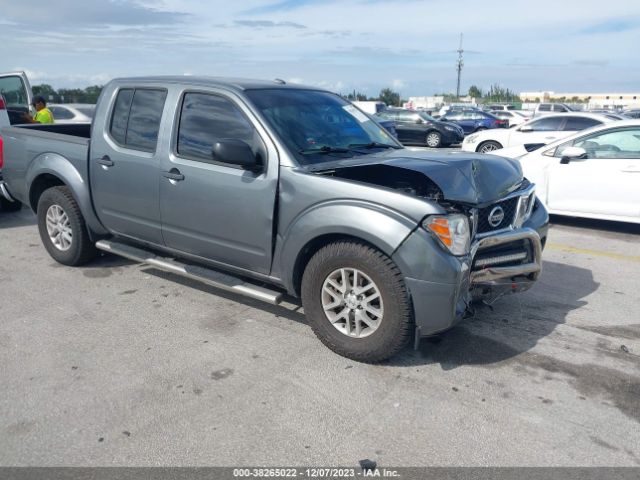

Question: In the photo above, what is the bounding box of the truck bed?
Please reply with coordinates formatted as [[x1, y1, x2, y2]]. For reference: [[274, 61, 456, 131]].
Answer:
[[0, 123, 91, 205]]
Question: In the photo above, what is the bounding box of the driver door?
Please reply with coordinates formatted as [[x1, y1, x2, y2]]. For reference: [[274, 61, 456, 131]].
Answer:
[[547, 127, 640, 220]]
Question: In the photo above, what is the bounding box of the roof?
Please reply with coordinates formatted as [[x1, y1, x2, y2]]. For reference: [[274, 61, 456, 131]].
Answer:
[[109, 76, 322, 92]]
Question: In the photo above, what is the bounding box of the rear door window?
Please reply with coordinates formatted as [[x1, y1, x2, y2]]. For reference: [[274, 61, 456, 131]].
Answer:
[[109, 87, 167, 152], [563, 117, 601, 131], [538, 104, 551, 112], [398, 111, 418, 123]]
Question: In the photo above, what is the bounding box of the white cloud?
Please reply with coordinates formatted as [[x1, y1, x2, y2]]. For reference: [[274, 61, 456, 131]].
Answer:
[[392, 79, 406, 90]]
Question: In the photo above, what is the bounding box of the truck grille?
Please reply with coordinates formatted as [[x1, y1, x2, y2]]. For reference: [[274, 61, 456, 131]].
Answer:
[[476, 197, 519, 234]]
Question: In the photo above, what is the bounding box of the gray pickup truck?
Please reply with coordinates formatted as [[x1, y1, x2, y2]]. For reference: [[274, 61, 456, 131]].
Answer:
[[0, 76, 548, 361]]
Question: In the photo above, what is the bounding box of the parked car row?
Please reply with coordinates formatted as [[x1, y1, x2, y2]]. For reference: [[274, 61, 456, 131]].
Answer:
[[377, 108, 464, 147], [494, 120, 640, 224], [462, 113, 614, 153]]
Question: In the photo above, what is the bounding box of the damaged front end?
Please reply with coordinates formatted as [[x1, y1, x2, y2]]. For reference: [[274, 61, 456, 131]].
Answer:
[[311, 152, 547, 335]]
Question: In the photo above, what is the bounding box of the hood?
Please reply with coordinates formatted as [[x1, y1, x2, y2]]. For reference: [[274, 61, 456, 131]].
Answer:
[[311, 149, 524, 205]]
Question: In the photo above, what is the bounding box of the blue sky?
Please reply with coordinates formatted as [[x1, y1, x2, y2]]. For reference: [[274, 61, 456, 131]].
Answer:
[[1, 0, 639, 96]]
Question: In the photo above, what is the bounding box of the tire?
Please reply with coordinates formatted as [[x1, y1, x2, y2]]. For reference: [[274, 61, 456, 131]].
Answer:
[[477, 140, 503, 153], [425, 131, 442, 148], [0, 197, 22, 212], [301, 241, 412, 362], [37, 186, 97, 266]]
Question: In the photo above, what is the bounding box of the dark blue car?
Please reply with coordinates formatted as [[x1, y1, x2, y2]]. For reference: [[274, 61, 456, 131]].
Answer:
[[440, 110, 508, 135]]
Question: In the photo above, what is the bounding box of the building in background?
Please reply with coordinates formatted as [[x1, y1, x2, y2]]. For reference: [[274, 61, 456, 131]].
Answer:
[[520, 91, 640, 110]]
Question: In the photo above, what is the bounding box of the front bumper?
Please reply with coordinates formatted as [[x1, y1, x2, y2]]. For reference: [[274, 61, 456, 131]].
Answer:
[[392, 202, 548, 337]]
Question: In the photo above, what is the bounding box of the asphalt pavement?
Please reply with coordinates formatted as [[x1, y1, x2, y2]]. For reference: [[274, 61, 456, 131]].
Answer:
[[1, 206, 639, 467]]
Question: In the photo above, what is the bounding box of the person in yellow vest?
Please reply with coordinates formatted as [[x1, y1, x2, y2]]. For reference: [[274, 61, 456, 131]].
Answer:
[[23, 96, 55, 124]]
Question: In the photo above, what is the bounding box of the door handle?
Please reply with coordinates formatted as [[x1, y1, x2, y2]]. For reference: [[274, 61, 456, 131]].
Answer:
[[97, 155, 114, 167], [621, 166, 640, 173], [162, 170, 185, 181]]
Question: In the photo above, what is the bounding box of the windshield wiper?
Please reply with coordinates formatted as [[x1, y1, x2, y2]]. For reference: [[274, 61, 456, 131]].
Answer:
[[299, 146, 352, 155], [348, 142, 401, 150]]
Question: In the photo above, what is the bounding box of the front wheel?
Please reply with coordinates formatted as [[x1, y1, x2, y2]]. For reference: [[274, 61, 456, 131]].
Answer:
[[477, 140, 503, 153], [425, 131, 442, 148], [301, 241, 412, 362], [37, 186, 97, 266]]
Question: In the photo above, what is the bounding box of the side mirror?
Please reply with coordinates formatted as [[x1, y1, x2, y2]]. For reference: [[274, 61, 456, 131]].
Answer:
[[212, 139, 261, 171], [519, 125, 533, 132], [416, 118, 424, 124], [560, 146, 587, 164]]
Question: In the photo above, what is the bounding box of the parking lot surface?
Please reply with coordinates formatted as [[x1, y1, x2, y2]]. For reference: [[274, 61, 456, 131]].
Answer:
[[1, 207, 639, 466]]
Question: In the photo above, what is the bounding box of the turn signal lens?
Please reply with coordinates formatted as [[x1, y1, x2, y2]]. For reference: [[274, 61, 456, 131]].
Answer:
[[423, 214, 470, 256]]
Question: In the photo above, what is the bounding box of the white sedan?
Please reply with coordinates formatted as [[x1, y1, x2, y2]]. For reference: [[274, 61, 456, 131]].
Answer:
[[500, 120, 640, 224], [48, 103, 95, 124], [489, 110, 530, 127], [462, 113, 614, 153]]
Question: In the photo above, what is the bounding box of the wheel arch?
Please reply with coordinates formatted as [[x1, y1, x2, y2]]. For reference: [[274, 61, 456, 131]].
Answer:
[[26, 154, 108, 237], [290, 233, 384, 298], [276, 202, 418, 297]]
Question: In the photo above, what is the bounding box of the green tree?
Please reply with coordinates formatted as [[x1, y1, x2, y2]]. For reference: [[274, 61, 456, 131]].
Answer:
[[377, 88, 400, 106], [344, 90, 369, 101], [32, 84, 57, 100], [83, 85, 103, 103], [468, 85, 483, 99], [483, 83, 521, 103]]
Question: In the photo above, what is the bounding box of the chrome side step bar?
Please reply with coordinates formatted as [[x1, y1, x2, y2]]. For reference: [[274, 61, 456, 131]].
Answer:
[[95, 239, 283, 305]]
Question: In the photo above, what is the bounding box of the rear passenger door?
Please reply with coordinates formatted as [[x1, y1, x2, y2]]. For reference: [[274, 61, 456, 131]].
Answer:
[[158, 90, 277, 275], [90, 86, 168, 244]]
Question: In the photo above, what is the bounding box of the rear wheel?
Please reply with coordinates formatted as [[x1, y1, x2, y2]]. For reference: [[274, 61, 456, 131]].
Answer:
[[301, 241, 412, 362], [37, 186, 97, 266], [425, 131, 442, 148], [477, 140, 503, 153]]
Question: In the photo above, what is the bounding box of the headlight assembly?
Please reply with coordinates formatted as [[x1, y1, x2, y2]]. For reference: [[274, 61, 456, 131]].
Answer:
[[423, 214, 471, 256]]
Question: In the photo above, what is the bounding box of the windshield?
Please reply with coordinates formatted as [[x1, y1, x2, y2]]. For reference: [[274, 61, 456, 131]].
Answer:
[[245, 89, 400, 165]]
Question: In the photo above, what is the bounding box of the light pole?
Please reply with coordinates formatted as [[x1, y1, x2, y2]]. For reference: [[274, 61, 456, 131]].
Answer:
[[456, 33, 464, 99]]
